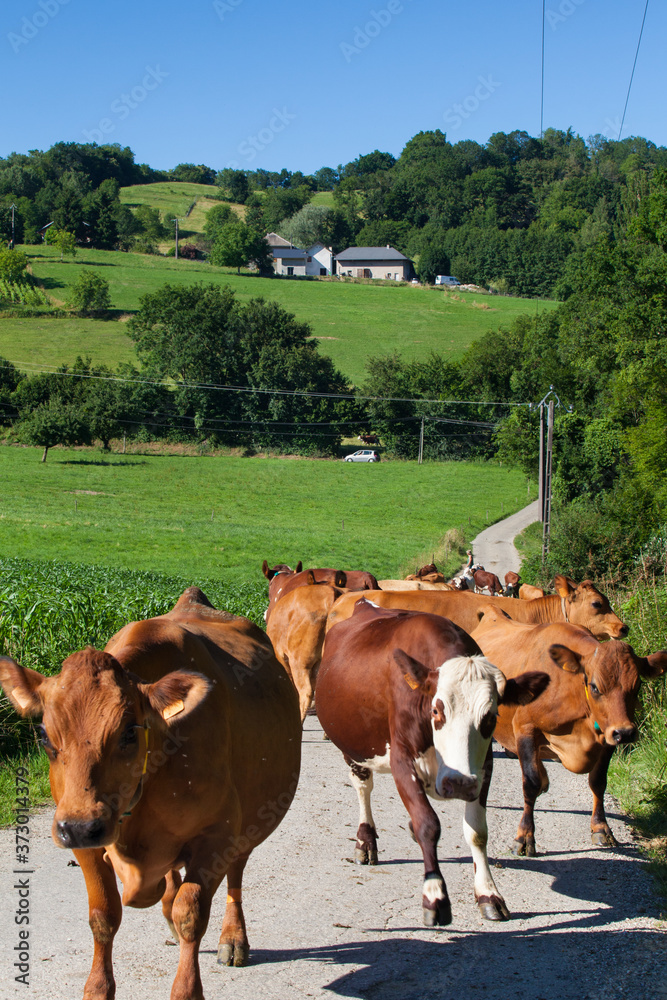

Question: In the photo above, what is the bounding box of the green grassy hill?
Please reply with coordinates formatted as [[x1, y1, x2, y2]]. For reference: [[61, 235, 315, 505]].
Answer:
[[118, 181, 246, 248], [4, 244, 554, 383]]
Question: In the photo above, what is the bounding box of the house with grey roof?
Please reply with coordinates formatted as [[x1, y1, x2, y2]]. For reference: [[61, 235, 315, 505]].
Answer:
[[335, 245, 412, 281], [269, 244, 309, 276]]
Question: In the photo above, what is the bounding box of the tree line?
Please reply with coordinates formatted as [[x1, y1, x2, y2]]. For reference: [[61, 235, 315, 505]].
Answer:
[[2, 130, 666, 296]]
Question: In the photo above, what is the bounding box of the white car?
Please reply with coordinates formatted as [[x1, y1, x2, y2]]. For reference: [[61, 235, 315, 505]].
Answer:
[[344, 449, 380, 463]]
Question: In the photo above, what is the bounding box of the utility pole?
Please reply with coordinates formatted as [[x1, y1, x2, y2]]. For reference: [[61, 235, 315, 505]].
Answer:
[[536, 386, 568, 561], [171, 217, 185, 259], [418, 415, 425, 464], [9, 203, 16, 249]]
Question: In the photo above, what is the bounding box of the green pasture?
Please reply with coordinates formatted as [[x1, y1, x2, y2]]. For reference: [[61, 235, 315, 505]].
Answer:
[[0, 444, 532, 582], [7, 244, 554, 384], [119, 181, 246, 247]]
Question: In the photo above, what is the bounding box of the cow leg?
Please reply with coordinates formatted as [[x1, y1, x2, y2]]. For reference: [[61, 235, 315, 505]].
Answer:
[[589, 745, 619, 847], [512, 731, 549, 857], [74, 847, 122, 1000], [464, 745, 510, 921], [161, 869, 183, 942], [169, 866, 218, 1000], [391, 759, 451, 927], [347, 759, 378, 864], [217, 854, 250, 968]]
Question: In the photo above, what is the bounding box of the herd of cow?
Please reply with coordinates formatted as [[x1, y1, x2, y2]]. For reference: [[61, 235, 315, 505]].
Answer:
[[0, 559, 665, 1000]]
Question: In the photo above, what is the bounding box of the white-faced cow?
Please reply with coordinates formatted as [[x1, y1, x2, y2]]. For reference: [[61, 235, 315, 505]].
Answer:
[[0, 588, 301, 1000], [316, 599, 549, 926]]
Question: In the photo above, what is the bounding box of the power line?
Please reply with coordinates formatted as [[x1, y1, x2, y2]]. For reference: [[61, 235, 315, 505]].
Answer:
[[619, 0, 650, 140], [0, 363, 530, 409]]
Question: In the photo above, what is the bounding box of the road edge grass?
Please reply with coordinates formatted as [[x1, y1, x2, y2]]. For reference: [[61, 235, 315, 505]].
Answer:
[[514, 521, 667, 908]]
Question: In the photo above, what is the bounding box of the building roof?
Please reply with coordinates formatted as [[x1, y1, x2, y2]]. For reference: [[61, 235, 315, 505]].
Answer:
[[265, 232, 292, 247], [335, 245, 409, 262], [336, 247, 409, 262], [271, 246, 308, 259]]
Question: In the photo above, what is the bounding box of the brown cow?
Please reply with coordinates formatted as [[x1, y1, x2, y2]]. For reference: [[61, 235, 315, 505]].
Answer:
[[316, 600, 549, 925], [265, 568, 344, 624], [0, 588, 301, 998], [504, 571, 521, 598], [326, 575, 628, 640], [471, 608, 667, 855], [261, 559, 302, 580], [378, 579, 454, 591], [267, 583, 344, 721], [520, 583, 546, 601], [264, 566, 379, 623]]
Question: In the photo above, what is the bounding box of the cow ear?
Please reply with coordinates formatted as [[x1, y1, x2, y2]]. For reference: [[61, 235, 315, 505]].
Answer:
[[500, 670, 550, 705], [140, 671, 212, 726], [393, 648, 433, 693], [553, 575, 576, 598], [640, 651, 667, 679], [0, 657, 46, 717], [295, 561, 303, 574], [548, 643, 584, 673], [262, 560, 273, 580]]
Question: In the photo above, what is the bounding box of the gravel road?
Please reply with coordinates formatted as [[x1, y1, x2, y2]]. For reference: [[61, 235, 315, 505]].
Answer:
[[1, 503, 665, 1000]]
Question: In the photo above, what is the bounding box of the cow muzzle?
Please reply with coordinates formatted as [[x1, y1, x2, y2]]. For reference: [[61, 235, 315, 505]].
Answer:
[[54, 817, 110, 850], [609, 725, 638, 746], [435, 770, 480, 801]]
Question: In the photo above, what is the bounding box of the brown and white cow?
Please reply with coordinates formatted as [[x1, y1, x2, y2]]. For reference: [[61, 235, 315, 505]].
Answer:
[[267, 583, 344, 721], [316, 599, 549, 926], [0, 588, 301, 1000], [473, 569, 503, 596], [471, 608, 667, 855], [503, 571, 521, 598], [326, 575, 628, 641]]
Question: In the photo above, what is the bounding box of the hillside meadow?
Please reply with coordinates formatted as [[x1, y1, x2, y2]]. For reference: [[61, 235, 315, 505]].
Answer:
[[4, 244, 554, 384]]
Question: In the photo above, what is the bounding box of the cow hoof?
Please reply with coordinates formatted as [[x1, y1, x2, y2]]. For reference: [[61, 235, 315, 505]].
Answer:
[[217, 942, 248, 967], [592, 830, 618, 848], [477, 897, 510, 921], [423, 897, 452, 927], [354, 847, 378, 865], [511, 838, 536, 857]]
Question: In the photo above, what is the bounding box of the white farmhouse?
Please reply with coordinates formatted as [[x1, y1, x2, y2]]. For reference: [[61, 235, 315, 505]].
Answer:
[[334, 245, 412, 281]]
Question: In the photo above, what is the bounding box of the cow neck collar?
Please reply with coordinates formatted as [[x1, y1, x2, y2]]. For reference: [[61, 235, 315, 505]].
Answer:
[[583, 677, 603, 736], [120, 721, 150, 820], [561, 597, 570, 623]]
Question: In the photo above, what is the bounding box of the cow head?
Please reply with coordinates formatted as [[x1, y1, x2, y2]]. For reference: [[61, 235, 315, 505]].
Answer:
[[262, 560, 302, 581], [394, 649, 549, 801], [554, 575, 628, 639], [548, 640, 667, 746], [0, 650, 211, 850]]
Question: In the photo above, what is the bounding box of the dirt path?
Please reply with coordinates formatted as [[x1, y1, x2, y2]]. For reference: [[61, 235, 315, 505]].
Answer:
[[470, 499, 540, 578], [1, 506, 665, 999], [1, 716, 665, 1000]]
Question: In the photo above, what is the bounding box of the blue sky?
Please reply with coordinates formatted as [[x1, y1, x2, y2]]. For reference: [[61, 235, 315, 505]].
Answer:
[[2, 0, 664, 173]]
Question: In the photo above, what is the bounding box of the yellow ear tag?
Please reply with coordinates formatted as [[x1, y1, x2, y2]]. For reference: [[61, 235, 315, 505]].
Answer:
[[404, 673, 420, 691], [162, 699, 184, 721]]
